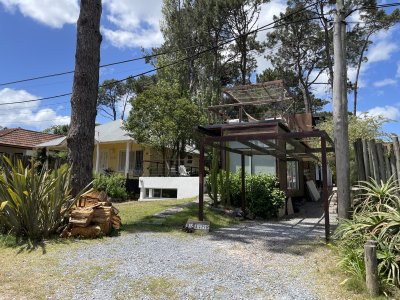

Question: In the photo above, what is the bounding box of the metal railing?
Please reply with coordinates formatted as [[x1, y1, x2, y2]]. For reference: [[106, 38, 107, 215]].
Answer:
[[144, 160, 199, 177]]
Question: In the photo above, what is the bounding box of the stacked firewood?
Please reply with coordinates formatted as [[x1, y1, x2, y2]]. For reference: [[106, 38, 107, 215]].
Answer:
[[61, 191, 121, 238]]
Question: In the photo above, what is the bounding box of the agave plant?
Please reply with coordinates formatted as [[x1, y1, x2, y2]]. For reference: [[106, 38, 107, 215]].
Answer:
[[335, 177, 400, 290], [354, 176, 400, 213], [0, 157, 79, 240]]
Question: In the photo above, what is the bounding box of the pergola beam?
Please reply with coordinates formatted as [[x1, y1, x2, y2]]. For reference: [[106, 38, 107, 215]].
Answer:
[[240, 141, 286, 160], [205, 141, 245, 156]]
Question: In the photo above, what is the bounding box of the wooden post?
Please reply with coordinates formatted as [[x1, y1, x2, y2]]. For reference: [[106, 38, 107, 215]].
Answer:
[[368, 140, 380, 181], [365, 240, 379, 297], [198, 141, 205, 221], [354, 139, 365, 181], [321, 136, 330, 241], [389, 144, 398, 181], [384, 145, 391, 180], [241, 153, 246, 212], [376, 143, 386, 182], [362, 139, 370, 180], [393, 135, 400, 182]]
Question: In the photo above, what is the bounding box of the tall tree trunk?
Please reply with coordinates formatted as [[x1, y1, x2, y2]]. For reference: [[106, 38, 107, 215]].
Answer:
[[333, 0, 350, 219], [113, 106, 117, 120], [67, 0, 102, 196]]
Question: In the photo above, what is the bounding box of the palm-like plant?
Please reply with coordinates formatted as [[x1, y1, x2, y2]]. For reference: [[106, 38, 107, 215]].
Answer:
[[354, 176, 400, 213], [0, 157, 79, 240], [335, 176, 400, 289]]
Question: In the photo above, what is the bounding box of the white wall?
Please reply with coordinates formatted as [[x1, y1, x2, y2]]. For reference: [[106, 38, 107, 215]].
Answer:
[[139, 176, 199, 200]]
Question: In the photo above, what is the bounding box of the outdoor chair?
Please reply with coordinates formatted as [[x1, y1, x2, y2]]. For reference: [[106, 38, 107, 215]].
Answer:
[[178, 165, 190, 176]]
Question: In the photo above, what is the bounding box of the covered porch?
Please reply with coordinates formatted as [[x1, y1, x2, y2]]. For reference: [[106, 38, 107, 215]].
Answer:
[[196, 80, 335, 240]]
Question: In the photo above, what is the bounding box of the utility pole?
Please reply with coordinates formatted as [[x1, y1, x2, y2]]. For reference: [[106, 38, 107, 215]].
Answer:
[[333, 0, 350, 219]]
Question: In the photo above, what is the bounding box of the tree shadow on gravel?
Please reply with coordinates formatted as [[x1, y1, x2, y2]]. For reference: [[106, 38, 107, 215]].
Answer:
[[207, 201, 335, 256]]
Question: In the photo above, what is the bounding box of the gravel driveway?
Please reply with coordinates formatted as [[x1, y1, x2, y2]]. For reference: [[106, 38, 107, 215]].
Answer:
[[47, 202, 331, 300]]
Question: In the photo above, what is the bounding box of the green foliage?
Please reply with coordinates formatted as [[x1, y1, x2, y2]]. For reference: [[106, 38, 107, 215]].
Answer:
[[93, 173, 127, 199], [317, 113, 388, 145], [0, 157, 76, 240], [206, 171, 285, 218], [125, 81, 205, 171], [246, 174, 286, 219], [43, 124, 70, 136], [354, 176, 400, 213], [334, 177, 400, 291], [316, 113, 388, 183]]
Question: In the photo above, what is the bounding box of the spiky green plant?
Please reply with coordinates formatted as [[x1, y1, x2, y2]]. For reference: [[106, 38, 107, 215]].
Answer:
[[335, 176, 400, 291], [0, 157, 79, 240], [354, 176, 400, 213]]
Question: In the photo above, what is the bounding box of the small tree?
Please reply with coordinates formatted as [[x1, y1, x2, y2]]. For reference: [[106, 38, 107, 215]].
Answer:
[[97, 79, 124, 121], [43, 124, 70, 136], [317, 113, 388, 183], [125, 82, 205, 175]]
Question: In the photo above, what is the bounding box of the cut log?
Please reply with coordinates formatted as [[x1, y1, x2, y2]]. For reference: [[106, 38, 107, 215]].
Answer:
[[70, 207, 94, 219], [69, 225, 101, 238]]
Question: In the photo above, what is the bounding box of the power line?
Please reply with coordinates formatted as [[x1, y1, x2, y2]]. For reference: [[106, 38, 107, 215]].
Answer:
[[0, 100, 69, 111], [0, 48, 192, 87], [0, 93, 72, 106], [0, 118, 70, 124], [6, 0, 392, 109], [0, 1, 324, 89], [1, 0, 398, 90], [0, 2, 323, 107]]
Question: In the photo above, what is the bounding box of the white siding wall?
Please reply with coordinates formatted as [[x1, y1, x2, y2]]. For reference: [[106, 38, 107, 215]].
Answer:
[[139, 177, 199, 200]]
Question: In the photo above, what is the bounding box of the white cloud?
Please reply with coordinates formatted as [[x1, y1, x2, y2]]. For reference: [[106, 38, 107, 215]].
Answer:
[[0, 88, 70, 130], [397, 61, 400, 78], [309, 70, 331, 99], [102, 27, 163, 49], [255, 0, 287, 73], [373, 78, 397, 87], [102, 0, 164, 49], [367, 105, 400, 120], [345, 26, 399, 87], [367, 41, 398, 64], [0, 0, 79, 28]]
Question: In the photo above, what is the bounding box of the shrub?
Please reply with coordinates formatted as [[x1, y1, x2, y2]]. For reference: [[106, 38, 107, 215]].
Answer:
[[93, 173, 127, 199], [246, 174, 286, 219], [0, 157, 78, 240], [335, 177, 400, 291], [206, 171, 285, 218]]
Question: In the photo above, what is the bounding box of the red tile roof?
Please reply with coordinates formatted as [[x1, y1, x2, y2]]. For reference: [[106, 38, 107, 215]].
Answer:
[[0, 128, 63, 149]]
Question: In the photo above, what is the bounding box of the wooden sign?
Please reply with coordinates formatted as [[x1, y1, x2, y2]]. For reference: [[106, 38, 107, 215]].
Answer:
[[184, 219, 210, 233]]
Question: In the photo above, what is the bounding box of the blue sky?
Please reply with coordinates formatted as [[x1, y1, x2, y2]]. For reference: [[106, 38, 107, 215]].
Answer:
[[0, 0, 398, 135]]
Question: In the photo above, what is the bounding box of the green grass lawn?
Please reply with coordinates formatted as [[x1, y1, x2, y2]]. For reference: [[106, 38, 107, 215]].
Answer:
[[0, 198, 238, 299], [115, 198, 239, 233]]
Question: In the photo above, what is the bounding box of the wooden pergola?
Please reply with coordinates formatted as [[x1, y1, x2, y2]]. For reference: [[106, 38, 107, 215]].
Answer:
[[197, 81, 335, 240]]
